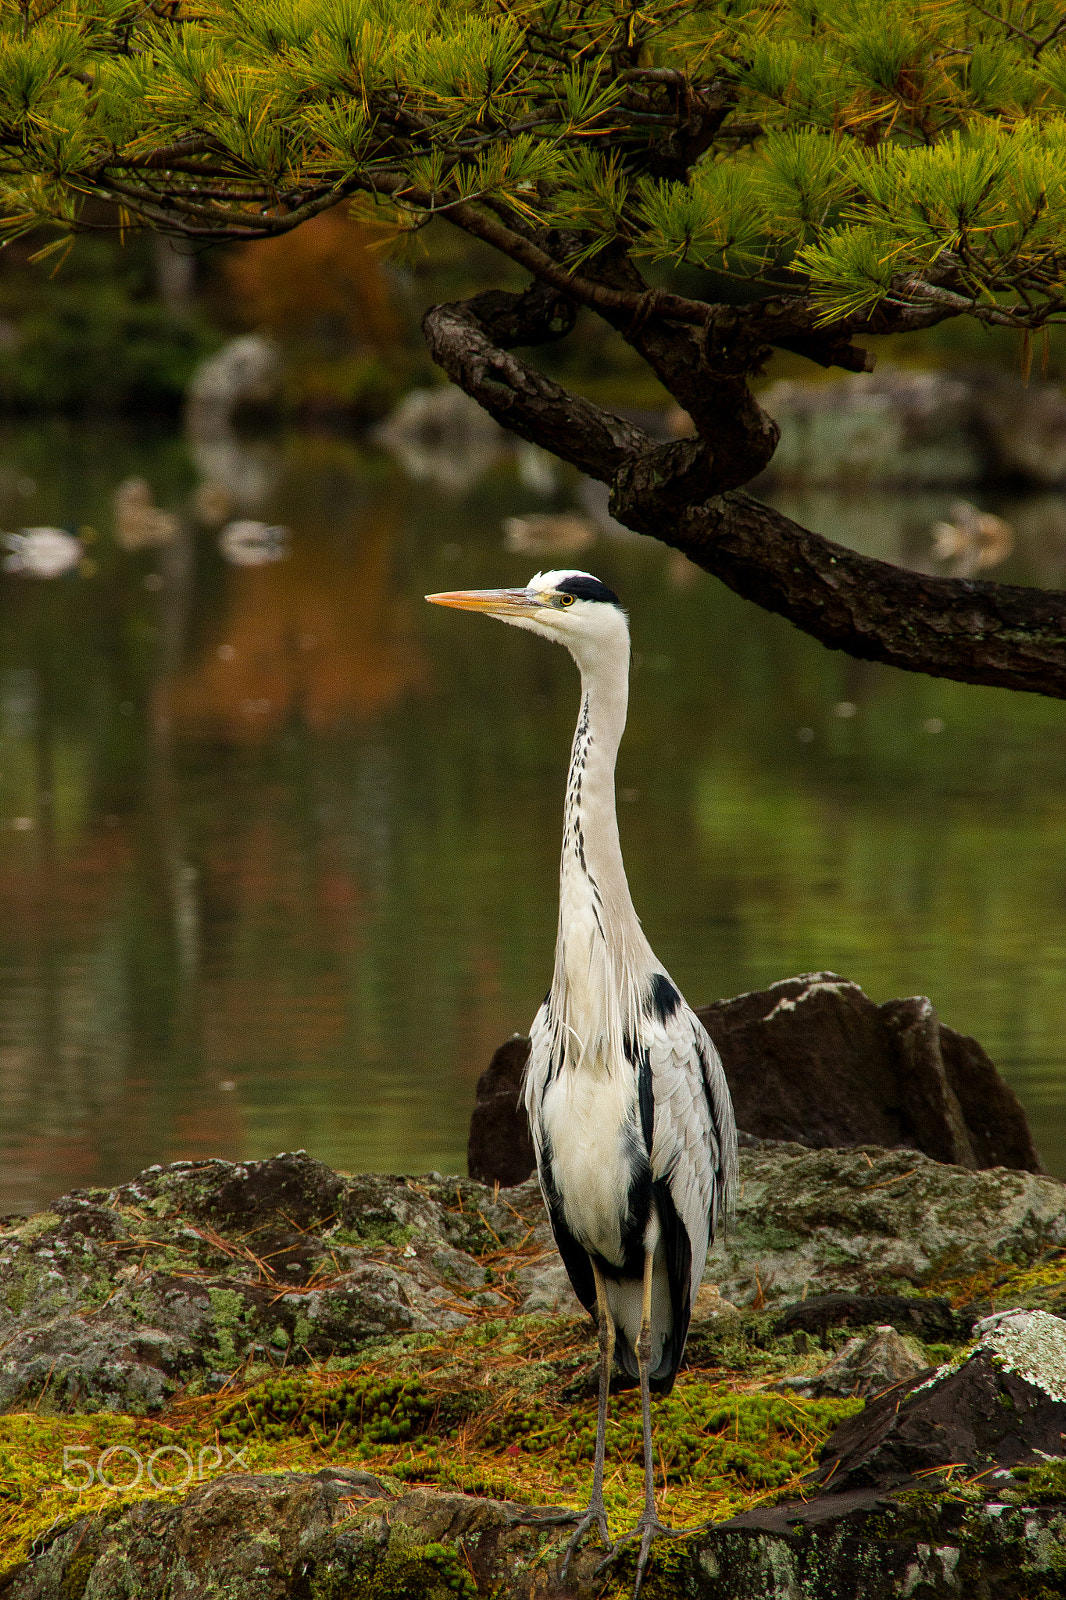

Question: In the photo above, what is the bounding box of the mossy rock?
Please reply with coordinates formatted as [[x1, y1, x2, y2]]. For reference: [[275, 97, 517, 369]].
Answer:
[[9, 1466, 1066, 1599], [328, 1538, 479, 1600]]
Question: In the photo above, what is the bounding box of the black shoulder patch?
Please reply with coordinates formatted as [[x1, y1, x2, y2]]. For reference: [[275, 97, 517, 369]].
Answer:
[[647, 973, 681, 1023], [555, 574, 623, 608]]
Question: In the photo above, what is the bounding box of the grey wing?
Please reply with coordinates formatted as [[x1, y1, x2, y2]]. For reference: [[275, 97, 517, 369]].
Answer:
[[647, 998, 738, 1308], [522, 999, 555, 1160]]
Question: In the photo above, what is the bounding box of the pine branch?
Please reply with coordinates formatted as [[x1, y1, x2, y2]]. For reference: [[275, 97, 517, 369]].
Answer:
[[969, 3, 1066, 58], [379, 177, 714, 327], [422, 292, 647, 477], [425, 286, 1066, 701], [661, 494, 1066, 700], [897, 276, 1066, 328]]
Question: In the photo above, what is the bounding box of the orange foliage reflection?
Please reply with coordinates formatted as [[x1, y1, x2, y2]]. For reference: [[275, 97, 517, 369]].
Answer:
[[167, 504, 426, 740]]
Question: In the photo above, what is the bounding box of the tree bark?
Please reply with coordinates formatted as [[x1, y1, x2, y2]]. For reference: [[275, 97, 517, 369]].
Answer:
[[658, 495, 1066, 698], [423, 291, 1066, 700]]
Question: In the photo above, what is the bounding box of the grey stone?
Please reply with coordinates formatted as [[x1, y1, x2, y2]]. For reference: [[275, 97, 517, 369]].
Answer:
[[8, 1461, 1066, 1599], [186, 333, 282, 425], [758, 367, 980, 487], [720, 1140, 1066, 1308], [756, 363, 1066, 490], [778, 1324, 929, 1399], [815, 1308, 1066, 1492], [373, 385, 505, 491]]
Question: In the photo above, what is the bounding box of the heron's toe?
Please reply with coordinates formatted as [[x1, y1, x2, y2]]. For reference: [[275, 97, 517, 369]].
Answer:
[[594, 1512, 687, 1597], [558, 1499, 612, 1580]]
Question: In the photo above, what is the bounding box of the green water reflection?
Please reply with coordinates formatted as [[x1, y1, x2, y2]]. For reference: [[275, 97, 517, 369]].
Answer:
[[1, 419, 1065, 1212]]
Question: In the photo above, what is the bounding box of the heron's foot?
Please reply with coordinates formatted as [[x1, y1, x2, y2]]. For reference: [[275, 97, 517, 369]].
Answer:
[[595, 1511, 685, 1598], [558, 1496, 613, 1581]]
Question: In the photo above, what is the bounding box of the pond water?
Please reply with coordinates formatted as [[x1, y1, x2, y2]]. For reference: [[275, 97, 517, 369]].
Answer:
[[2, 415, 1066, 1213]]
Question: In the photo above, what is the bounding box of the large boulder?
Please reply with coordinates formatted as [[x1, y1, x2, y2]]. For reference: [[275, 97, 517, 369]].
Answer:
[[721, 1140, 1066, 1309], [0, 1153, 548, 1414], [702, 974, 1042, 1171], [11, 1452, 1066, 1599], [469, 972, 1044, 1187], [2, 1144, 1065, 1414], [468, 1036, 536, 1186]]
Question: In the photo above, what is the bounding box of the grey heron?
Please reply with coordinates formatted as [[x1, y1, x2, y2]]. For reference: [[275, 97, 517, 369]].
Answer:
[[427, 569, 738, 1592]]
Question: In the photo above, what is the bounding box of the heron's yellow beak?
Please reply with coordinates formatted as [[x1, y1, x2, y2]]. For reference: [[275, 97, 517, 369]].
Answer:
[[425, 588, 541, 615]]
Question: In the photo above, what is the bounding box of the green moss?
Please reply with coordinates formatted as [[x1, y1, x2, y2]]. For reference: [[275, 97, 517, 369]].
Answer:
[[1012, 1460, 1066, 1504], [61, 1549, 95, 1599], [0, 1412, 238, 1581], [3, 1272, 27, 1316], [207, 1286, 253, 1371], [736, 1223, 807, 1254], [14, 1213, 61, 1242], [874, 1482, 976, 1537], [0, 1317, 867, 1578], [316, 1538, 478, 1600], [600, 1528, 697, 1600], [214, 1371, 462, 1452], [141, 1246, 188, 1274], [920, 1249, 1066, 1315], [331, 1222, 416, 1249], [478, 1383, 861, 1502]]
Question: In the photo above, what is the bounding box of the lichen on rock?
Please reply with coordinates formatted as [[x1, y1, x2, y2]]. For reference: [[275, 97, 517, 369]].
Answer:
[[972, 1308, 1066, 1402]]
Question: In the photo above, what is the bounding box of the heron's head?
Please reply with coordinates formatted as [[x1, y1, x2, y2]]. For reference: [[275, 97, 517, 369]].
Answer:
[[426, 569, 628, 677]]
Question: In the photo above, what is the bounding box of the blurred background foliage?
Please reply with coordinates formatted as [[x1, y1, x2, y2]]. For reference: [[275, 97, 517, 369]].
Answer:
[[2, 207, 1066, 421]]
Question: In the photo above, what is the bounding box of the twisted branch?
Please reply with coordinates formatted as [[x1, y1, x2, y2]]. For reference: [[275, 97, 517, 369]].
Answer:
[[425, 287, 1066, 700]]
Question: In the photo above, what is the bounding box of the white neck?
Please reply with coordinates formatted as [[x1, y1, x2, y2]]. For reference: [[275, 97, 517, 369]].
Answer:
[[548, 631, 653, 1074]]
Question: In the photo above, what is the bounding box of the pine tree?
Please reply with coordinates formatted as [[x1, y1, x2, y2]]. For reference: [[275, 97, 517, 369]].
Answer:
[[2, 0, 1065, 693]]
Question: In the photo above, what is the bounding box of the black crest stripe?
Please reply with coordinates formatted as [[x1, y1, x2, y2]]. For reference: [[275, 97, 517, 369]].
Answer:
[[555, 575, 623, 608]]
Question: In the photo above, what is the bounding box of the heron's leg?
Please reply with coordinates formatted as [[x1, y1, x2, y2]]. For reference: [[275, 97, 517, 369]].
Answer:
[[595, 1246, 677, 1599], [633, 1243, 666, 1594], [507, 1262, 614, 1560], [638, 1246, 657, 1514], [558, 1259, 614, 1576]]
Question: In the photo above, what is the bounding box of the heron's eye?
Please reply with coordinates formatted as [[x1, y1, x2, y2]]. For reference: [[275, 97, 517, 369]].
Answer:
[[559, 593, 575, 607]]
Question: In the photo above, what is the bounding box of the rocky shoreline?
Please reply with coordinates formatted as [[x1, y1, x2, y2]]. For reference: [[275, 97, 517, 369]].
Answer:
[[1, 1144, 1066, 1596]]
